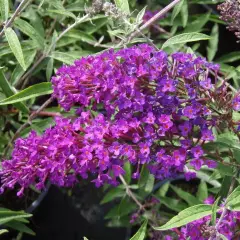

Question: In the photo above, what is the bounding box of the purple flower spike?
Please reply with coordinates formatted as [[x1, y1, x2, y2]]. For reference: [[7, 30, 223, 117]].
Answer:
[[1, 44, 235, 196]]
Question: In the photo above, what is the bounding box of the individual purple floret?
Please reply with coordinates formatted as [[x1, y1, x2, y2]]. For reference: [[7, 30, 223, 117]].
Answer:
[[232, 94, 240, 111]]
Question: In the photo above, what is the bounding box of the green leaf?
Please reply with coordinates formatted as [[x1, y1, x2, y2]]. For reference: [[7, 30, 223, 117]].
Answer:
[[114, 0, 130, 15], [48, 9, 76, 19], [211, 197, 220, 225], [101, 187, 125, 204], [50, 51, 76, 65], [66, 2, 85, 12], [11, 49, 37, 86], [144, 174, 155, 193], [161, 32, 210, 49], [0, 210, 32, 225], [180, 0, 188, 27], [0, 0, 9, 21], [226, 186, 240, 209], [191, 0, 224, 4], [5, 221, 35, 235], [0, 229, 8, 235], [216, 51, 240, 63], [196, 171, 221, 188], [130, 219, 148, 240], [85, 18, 108, 34], [105, 201, 136, 219], [171, 0, 184, 23], [138, 165, 149, 188], [171, 185, 200, 206], [233, 148, 240, 164], [184, 13, 210, 33], [136, 6, 147, 24], [197, 181, 208, 202], [217, 132, 240, 149], [26, 8, 45, 38], [219, 234, 228, 240], [61, 29, 96, 43], [46, 57, 54, 81], [14, 18, 44, 49], [21, 117, 54, 137], [156, 182, 170, 197], [154, 204, 212, 230], [186, 47, 195, 54], [0, 82, 53, 105], [219, 176, 232, 198], [0, 69, 29, 113], [4, 27, 26, 70], [156, 196, 188, 212], [123, 161, 131, 184], [118, 196, 134, 217], [83, 237, 89, 240], [207, 24, 219, 61]]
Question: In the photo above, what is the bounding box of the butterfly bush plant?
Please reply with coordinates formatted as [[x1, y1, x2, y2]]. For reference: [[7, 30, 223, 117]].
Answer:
[[1, 0, 240, 239]]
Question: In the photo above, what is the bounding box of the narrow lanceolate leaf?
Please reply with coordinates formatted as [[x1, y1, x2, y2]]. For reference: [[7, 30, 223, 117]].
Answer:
[[197, 181, 208, 202], [0, 82, 53, 105], [11, 49, 37, 86], [100, 187, 125, 204], [123, 161, 131, 184], [226, 186, 240, 210], [154, 204, 212, 231], [161, 32, 210, 49], [0, 210, 32, 225], [136, 6, 147, 24], [14, 18, 44, 49], [50, 51, 76, 65], [0, 69, 29, 113], [171, 185, 201, 206], [114, 0, 130, 15], [180, 0, 188, 27], [130, 219, 148, 240], [184, 13, 210, 33], [47, 9, 76, 19], [46, 57, 54, 81], [211, 197, 220, 225], [218, 234, 228, 240], [216, 51, 240, 63], [144, 174, 155, 193], [5, 221, 35, 235], [0, 229, 8, 235], [4, 27, 26, 70], [171, 0, 184, 23], [0, 0, 9, 21], [207, 24, 219, 61]]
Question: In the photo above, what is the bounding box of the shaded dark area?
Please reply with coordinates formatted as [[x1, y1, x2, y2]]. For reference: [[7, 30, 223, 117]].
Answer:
[[21, 185, 128, 240]]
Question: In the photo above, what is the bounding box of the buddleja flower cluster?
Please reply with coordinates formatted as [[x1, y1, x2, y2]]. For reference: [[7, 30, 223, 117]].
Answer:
[[1, 44, 239, 196], [218, 0, 240, 41]]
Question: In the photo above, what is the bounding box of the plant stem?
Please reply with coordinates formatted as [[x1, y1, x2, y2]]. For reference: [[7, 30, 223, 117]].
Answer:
[[0, 0, 32, 39], [210, 70, 237, 93], [126, 0, 181, 43], [209, 174, 237, 240], [0, 109, 61, 117], [119, 175, 145, 210], [206, 151, 240, 168], [56, 14, 89, 42]]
